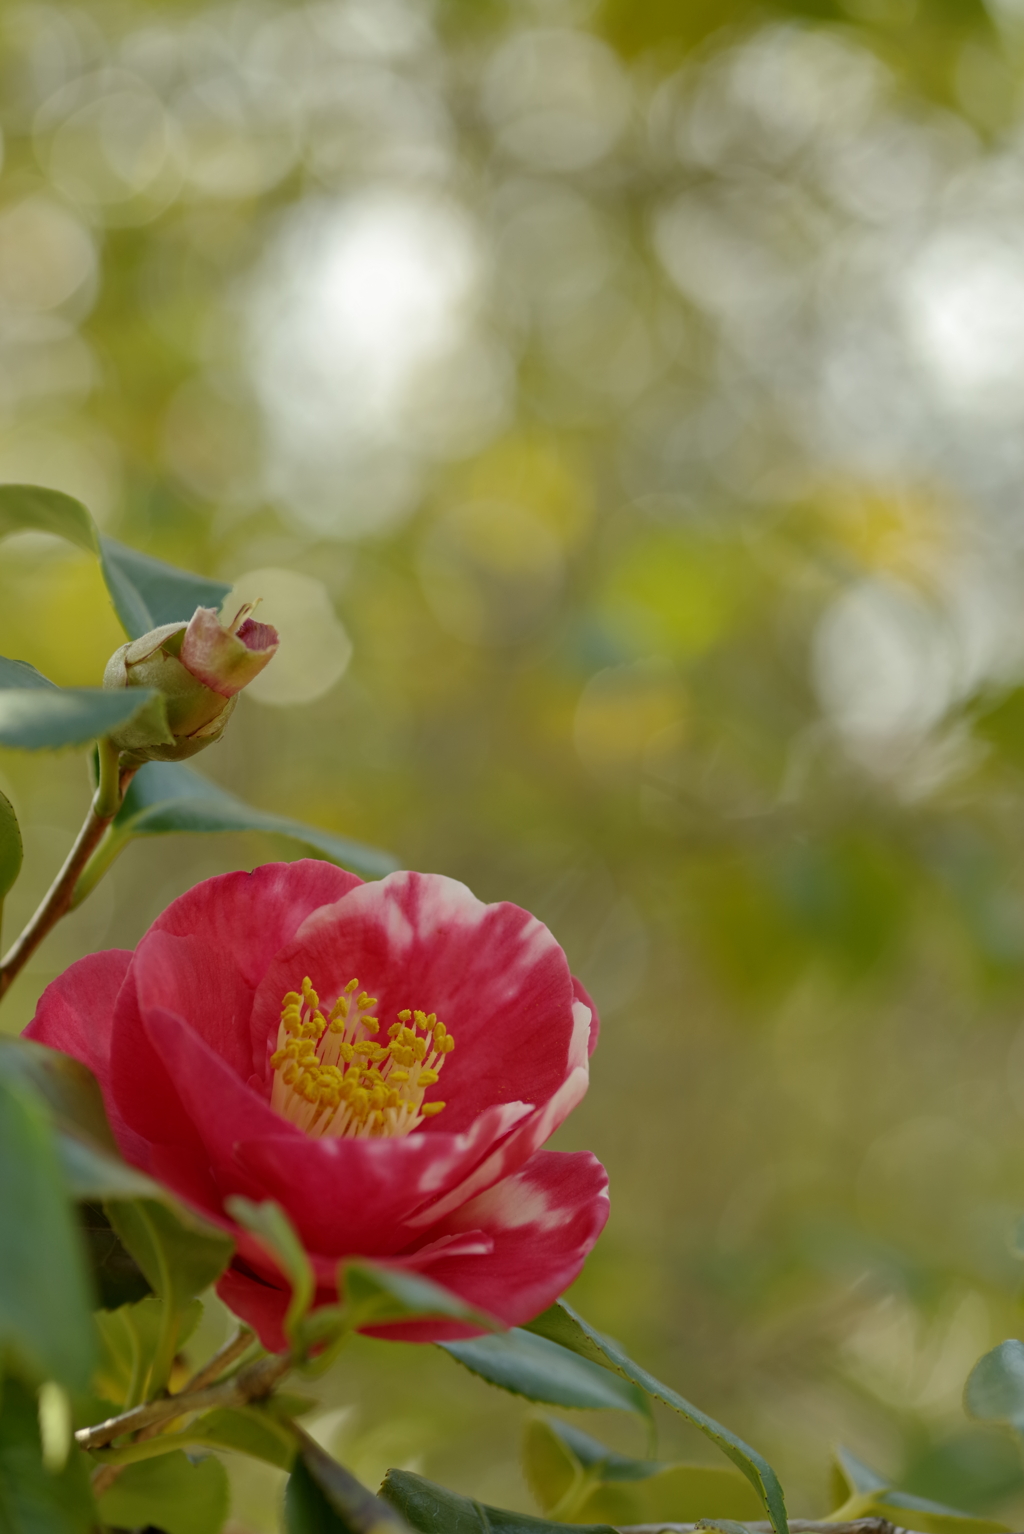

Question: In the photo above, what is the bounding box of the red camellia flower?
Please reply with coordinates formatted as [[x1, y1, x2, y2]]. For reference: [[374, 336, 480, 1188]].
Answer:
[[25, 863, 608, 1350]]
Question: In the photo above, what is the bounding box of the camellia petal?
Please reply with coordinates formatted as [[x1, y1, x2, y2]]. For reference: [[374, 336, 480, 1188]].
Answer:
[[23, 860, 608, 1348]]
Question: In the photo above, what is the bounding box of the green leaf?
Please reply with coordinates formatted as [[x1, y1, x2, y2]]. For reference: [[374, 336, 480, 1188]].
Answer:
[[965, 1341, 1024, 1433], [0, 786, 22, 909], [0, 657, 56, 690], [524, 1301, 788, 1534], [342, 1261, 502, 1331], [226, 1197, 314, 1345], [0, 1375, 96, 1534], [0, 1076, 96, 1392], [831, 1444, 890, 1499], [380, 1468, 616, 1534], [94, 1296, 202, 1408], [191, 1405, 297, 1470], [523, 1417, 765, 1524], [0, 682, 170, 752], [439, 1330, 650, 1416], [98, 534, 231, 637], [287, 1433, 411, 1534], [0, 483, 231, 640], [872, 1495, 1008, 1534], [0, 483, 96, 551], [101, 759, 399, 880], [106, 1198, 233, 1303], [97, 1449, 229, 1534], [0, 1039, 160, 1202], [78, 1203, 153, 1310], [829, 1447, 1008, 1534], [106, 1199, 233, 1393]]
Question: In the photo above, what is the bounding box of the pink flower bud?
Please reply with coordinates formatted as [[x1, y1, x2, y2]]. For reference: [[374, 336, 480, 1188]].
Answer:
[[102, 603, 279, 763], [180, 604, 279, 698]]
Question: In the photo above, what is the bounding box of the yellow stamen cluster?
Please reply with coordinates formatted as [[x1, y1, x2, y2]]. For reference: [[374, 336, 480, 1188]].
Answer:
[[269, 975, 454, 1139]]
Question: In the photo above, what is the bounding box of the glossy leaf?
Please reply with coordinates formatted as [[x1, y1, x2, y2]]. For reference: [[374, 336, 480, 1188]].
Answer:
[[523, 1417, 765, 1525], [0, 1375, 95, 1534], [0, 656, 57, 690], [98, 533, 231, 637], [0, 785, 22, 907], [94, 758, 399, 883], [287, 1432, 411, 1534], [380, 1468, 616, 1534], [227, 1196, 314, 1343], [0, 1076, 96, 1391], [0, 482, 231, 639], [0, 681, 170, 752], [343, 1260, 501, 1330], [97, 1449, 230, 1534], [440, 1329, 650, 1416], [525, 1301, 788, 1534]]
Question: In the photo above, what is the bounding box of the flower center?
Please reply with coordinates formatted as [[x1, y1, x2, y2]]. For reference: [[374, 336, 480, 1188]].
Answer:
[[269, 976, 455, 1139]]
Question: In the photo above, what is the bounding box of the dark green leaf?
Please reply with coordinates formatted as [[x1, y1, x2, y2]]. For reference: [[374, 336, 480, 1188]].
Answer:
[[0, 1039, 160, 1201], [0, 1077, 95, 1391], [192, 1405, 297, 1470], [98, 534, 231, 638], [440, 1330, 650, 1415], [380, 1468, 616, 1534], [287, 1433, 411, 1534], [78, 1203, 153, 1310], [343, 1261, 501, 1330], [525, 1301, 789, 1534], [0, 685, 170, 752], [0, 483, 96, 552], [96, 1449, 229, 1534], [0, 657, 55, 690], [0, 1040, 116, 1148], [107, 1198, 234, 1303], [0, 787, 22, 907], [0, 482, 231, 640], [0, 1376, 95, 1534], [105, 759, 399, 879], [58, 1133, 160, 1201], [965, 1341, 1024, 1433]]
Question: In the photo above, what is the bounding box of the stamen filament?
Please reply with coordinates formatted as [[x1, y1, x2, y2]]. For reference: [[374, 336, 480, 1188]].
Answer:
[[269, 975, 453, 1139]]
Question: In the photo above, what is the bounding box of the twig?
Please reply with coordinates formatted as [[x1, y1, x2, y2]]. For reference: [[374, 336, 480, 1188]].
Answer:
[[177, 1324, 256, 1394], [79, 1347, 289, 1453], [0, 749, 134, 1000]]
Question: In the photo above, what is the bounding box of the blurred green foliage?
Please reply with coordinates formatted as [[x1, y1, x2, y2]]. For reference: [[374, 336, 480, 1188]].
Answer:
[[4, 0, 1024, 1526]]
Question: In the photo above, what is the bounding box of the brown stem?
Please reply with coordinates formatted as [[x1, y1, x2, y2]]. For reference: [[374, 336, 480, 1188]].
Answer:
[[0, 761, 135, 1001], [79, 1348, 290, 1453]]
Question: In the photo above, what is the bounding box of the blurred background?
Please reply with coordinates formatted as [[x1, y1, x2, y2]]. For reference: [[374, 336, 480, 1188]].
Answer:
[[5, 0, 1024, 1526]]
